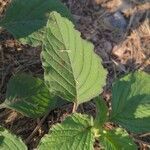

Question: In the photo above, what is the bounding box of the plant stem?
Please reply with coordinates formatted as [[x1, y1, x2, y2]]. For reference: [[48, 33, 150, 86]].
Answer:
[[72, 102, 78, 113], [0, 103, 6, 109]]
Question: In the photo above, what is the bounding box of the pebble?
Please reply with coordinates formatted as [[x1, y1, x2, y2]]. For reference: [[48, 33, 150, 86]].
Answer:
[[108, 11, 127, 31]]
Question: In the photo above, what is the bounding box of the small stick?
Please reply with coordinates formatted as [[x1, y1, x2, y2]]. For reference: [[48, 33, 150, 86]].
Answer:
[[139, 133, 150, 137], [134, 138, 150, 146], [25, 111, 50, 144]]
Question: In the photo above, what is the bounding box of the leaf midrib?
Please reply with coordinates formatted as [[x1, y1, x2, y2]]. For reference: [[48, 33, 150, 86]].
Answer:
[[52, 13, 77, 102]]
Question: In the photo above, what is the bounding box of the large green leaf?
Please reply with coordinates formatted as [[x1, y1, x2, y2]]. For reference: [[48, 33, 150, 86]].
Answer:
[[0, 126, 27, 150], [99, 128, 137, 150], [42, 12, 107, 105], [38, 113, 95, 150], [0, 74, 66, 118], [110, 71, 150, 133], [0, 0, 73, 46], [94, 96, 108, 128]]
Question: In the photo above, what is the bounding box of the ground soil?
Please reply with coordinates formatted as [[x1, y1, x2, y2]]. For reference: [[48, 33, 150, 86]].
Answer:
[[0, 0, 150, 149]]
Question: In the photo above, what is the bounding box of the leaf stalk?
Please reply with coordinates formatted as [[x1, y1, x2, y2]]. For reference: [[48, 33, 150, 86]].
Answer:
[[72, 102, 78, 113]]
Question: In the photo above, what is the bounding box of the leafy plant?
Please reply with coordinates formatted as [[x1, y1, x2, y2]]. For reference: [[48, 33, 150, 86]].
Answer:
[[110, 72, 150, 133], [0, 0, 150, 149], [37, 71, 149, 150], [41, 12, 107, 106], [0, 0, 73, 47], [0, 74, 67, 118], [38, 113, 95, 150], [0, 126, 27, 150]]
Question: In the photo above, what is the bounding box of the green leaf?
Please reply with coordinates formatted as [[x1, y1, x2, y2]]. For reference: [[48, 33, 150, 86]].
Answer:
[[0, 126, 27, 150], [2, 74, 66, 118], [110, 71, 150, 133], [0, 0, 73, 46], [99, 128, 137, 150], [38, 113, 95, 150], [94, 96, 108, 128], [42, 12, 107, 105]]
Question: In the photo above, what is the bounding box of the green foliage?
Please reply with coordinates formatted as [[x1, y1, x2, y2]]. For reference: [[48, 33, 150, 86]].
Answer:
[[111, 71, 150, 133], [0, 0, 73, 46], [0, 126, 27, 150], [42, 12, 107, 105], [38, 113, 95, 150], [99, 128, 137, 150], [94, 96, 108, 128], [2, 74, 66, 118], [0, 0, 149, 149]]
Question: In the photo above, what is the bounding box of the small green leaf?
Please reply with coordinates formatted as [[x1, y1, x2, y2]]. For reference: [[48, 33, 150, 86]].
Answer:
[[0, 126, 27, 150], [99, 128, 137, 150], [94, 96, 108, 128], [42, 12, 107, 105], [0, 0, 73, 46], [38, 113, 95, 150], [3, 74, 66, 118], [110, 71, 150, 133]]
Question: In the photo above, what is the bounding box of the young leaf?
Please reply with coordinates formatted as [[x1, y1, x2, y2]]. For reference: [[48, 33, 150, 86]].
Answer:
[[0, 0, 73, 46], [94, 96, 108, 128], [99, 128, 137, 150], [0, 126, 27, 150], [38, 113, 95, 150], [42, 12, 107, 105], [110, 71, 150, 133], [2, 74, 66, 118]]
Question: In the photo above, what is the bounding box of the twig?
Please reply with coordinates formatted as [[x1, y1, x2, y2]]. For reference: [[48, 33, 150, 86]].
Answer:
[[134, 138, 150, 147], [139, 133, 150, 137], [25, 111, 50, 144], [123, 8, 136, 40]]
